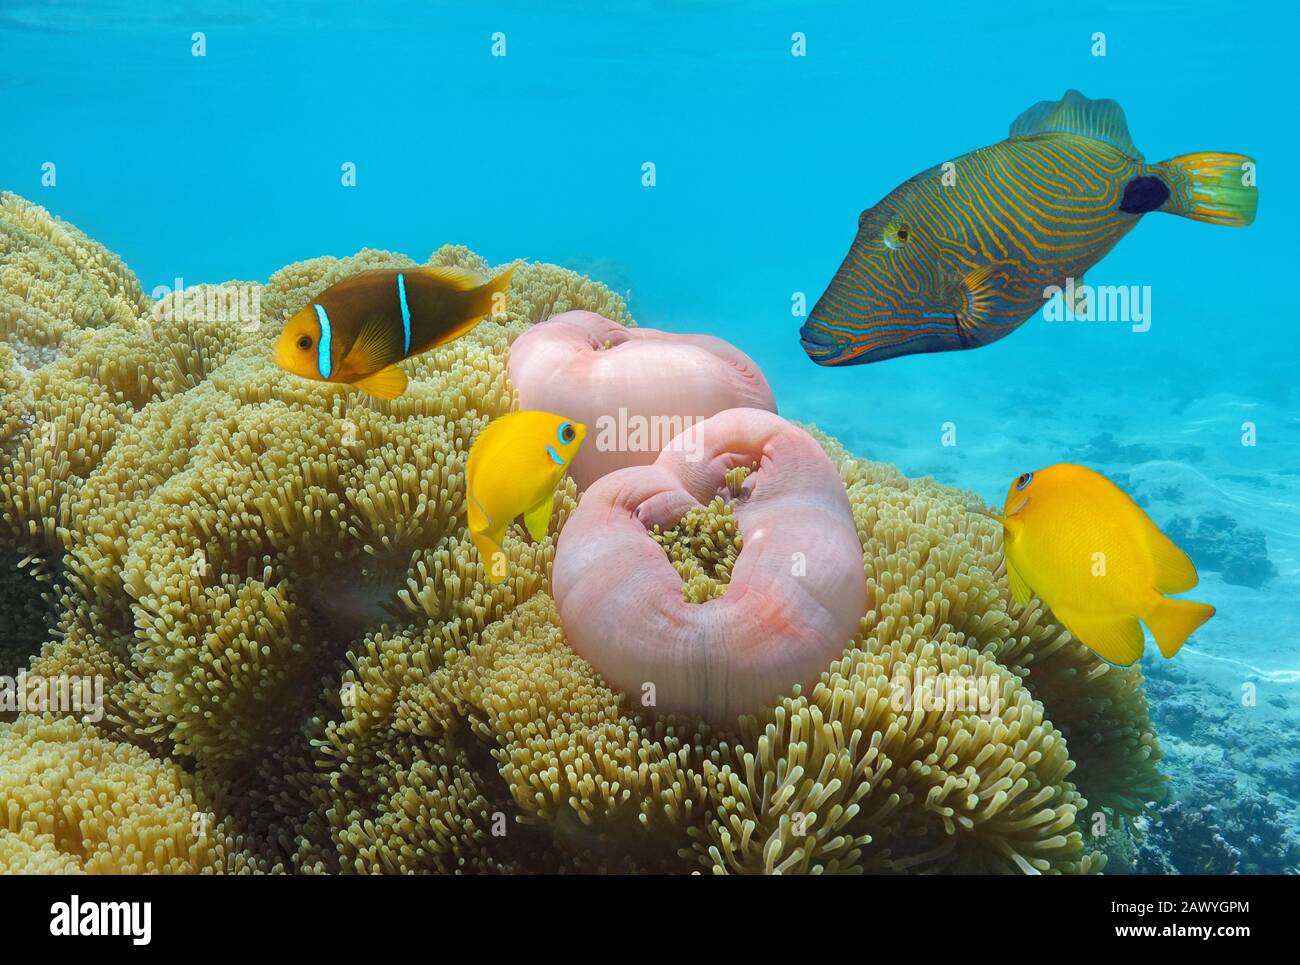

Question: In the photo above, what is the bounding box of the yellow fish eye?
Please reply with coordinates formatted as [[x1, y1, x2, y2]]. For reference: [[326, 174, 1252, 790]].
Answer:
[[1015, 472, 1033, 490], [558, 422, 576, 444], [884, 221, 912, 251]]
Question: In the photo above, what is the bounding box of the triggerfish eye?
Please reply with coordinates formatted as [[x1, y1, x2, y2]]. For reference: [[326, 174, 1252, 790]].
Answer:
[[1015, 472, 1033, 490], [884, 222, 911, 250], [558, 422, 576, 444]]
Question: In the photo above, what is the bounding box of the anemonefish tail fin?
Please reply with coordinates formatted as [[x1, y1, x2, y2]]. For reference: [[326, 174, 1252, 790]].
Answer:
[[352, 364, 408, 400], [1144, 597, 1215, 658], [478, 260, 519, 317], [1154, 153, 1258, 226]]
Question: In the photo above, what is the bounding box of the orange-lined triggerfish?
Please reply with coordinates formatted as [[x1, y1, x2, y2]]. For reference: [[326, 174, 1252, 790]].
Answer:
[[272, 262, 517, 398], [801, 90, 1258, 366]]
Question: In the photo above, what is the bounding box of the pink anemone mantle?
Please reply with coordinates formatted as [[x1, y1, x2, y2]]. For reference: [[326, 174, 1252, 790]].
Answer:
[[552, 407, 869, 724]]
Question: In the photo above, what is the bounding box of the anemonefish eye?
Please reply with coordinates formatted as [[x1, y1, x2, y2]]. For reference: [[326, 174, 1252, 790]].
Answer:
[[884, 221, 913, 251], [296, 334, 313, 351], [1015, 472, 1034, 491], [558, 422, 576, 444]]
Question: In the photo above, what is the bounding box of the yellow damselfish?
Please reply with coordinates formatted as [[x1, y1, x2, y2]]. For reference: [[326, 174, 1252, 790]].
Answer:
[[466, 411, 586, 584], [1000, 463, 1215, 666]]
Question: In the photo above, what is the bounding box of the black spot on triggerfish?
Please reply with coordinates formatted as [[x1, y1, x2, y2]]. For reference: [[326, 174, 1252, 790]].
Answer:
[[1119, 175, 1171, 215]]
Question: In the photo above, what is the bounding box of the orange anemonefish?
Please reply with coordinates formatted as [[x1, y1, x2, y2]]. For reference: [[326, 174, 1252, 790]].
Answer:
[[272, 262, 517, 399]]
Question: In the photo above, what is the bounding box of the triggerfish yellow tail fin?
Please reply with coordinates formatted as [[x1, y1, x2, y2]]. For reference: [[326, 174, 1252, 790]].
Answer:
[[1144, 597, 1216, 659], [1155, 152, 1258, 226]]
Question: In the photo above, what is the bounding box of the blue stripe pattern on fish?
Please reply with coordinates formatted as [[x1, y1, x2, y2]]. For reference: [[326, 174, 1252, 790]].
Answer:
[[397, 272, 411, 354], [800, 90, 1258, 366], [313, 303, 333, 378]]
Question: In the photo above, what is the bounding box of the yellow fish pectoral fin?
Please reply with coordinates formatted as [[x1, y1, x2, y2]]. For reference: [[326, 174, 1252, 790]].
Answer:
[[1005, 557, 1034, 605], [1143, 596, 1215, 659], [470, 529, 511, 585], [352, 364, 408, 400], [1053, 608, 1146, 667], [523, 493, 556, 542]]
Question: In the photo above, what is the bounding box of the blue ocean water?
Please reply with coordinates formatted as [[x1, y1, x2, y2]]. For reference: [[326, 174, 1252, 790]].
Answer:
[[2, 1, 1296, 864]]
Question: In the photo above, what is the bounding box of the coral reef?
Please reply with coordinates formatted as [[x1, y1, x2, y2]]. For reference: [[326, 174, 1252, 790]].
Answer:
[[1132, 791, 1300, 876], [0, 195, 1168, 874], [1141, 659, 1300, 873], [1164, 512, 1277, 588]]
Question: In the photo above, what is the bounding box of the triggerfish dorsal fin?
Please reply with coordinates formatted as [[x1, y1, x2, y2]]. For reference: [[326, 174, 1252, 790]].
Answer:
[[1009, 89, 1144, 161]]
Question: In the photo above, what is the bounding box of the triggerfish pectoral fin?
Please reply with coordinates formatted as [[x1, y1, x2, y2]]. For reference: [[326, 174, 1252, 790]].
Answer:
[[954, 262, 1014, 337]]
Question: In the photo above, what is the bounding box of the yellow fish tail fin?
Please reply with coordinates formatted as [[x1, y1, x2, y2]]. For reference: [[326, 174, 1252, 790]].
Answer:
[[1156, 152, 1257, 226], [1057, 608, 1146, 667], [1144, 597, 1215, 659], [352, 363, 408, 399], [470, 529, 511, 585]]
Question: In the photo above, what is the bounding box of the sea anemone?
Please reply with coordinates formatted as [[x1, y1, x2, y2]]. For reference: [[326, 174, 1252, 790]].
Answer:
[[552, 407, 869, 724], [0, 196, 1165, 874], [507, 310, 776, 490]]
